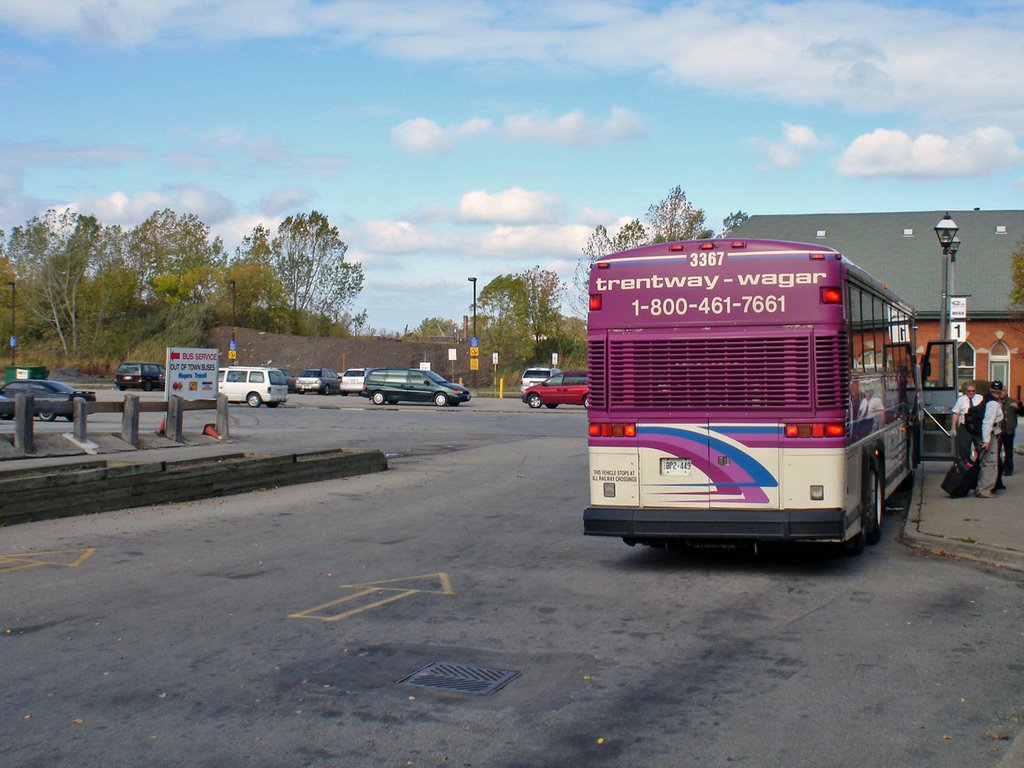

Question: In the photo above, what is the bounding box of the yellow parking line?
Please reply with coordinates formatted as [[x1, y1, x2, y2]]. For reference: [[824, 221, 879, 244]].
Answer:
[[289, 572, 454, 622], [0, 548, 95, 574]]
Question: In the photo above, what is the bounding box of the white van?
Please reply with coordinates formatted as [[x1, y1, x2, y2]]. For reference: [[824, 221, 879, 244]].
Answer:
[[217, 367, 288, 408]]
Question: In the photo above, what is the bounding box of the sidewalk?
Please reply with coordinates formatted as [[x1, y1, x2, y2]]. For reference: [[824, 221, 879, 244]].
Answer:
[[901, 460, 1024, 573]]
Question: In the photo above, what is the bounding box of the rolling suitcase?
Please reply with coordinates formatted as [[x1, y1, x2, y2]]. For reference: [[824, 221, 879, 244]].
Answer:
[[941, 458, 978, 498]]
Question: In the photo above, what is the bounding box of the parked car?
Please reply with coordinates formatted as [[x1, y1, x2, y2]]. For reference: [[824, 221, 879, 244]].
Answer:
[[340, 367, 372, 395], [217, 366, 288, 407], [115, 361, 165, 391], [0, 392, 11, 420], [522, 371, 589, 409], [360, 367, 471, 406], [296, 367, 341, 395], [271, 367, 298, 393], [0, 379, 97, 421], [520, 366, 561, 393]]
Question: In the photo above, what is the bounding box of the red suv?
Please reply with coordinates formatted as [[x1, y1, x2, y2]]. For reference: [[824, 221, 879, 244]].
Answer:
[[522, 371, 589, 409]]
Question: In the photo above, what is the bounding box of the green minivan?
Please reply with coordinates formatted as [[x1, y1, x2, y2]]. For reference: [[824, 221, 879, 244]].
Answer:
[[359, 368, 471, 406]]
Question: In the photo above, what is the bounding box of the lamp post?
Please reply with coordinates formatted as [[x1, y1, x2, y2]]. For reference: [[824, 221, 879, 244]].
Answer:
[[468, 277, 477, 389], [5, 280, 14, 366], [229, 279, 237, 366], [934, 213, 959, 383]]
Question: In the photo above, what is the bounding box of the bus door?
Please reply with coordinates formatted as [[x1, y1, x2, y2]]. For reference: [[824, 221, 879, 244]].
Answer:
[[919, 339, 958, 460]]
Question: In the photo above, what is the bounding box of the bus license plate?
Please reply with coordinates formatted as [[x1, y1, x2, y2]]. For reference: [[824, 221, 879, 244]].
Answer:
[[661, 458, 692, 475]]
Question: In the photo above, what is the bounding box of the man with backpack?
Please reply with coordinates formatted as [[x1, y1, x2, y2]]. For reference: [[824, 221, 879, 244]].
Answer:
[[952, 383, 984, 461], [975, 381, 1007, 499]]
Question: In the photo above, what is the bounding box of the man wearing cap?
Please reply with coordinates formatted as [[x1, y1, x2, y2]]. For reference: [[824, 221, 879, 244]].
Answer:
[[975, 381, 1006, 498]]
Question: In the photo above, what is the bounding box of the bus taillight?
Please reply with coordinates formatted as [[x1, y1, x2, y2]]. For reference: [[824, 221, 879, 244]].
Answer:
[[820, 287, 842, 304], [589, 422, 636, 438], [589, 294, 602, 311], [785, 423, 846, 438]]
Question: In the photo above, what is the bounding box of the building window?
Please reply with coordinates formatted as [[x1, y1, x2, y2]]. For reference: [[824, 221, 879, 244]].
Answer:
[[902, 228, 914, 237], [957, 342, 975, 389], [989, 340, 1010, 387]]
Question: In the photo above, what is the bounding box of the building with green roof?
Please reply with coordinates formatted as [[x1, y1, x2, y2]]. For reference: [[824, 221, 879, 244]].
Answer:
[[733, 210, 1023, 392]]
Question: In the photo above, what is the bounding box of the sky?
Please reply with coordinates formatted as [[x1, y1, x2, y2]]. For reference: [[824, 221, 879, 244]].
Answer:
[[1, 0, 1023, 334]]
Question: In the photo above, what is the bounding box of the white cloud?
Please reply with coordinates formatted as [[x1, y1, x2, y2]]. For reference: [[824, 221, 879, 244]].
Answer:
[[458, 187, 563, 224], [502, 106, 645, 146], [71, 184, 234, 227], [837, 126, 1024, 178], [6, 3, 1021, 127], [0, 139, 146, 169], [750, 123, 829, 169], [197, 129, 349, 176], [391, 117, 494, 153], [258, 186, 317, 217]]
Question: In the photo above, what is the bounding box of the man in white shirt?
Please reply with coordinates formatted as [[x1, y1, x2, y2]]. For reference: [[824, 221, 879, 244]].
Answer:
[[976, 381, 1006, 498], [951, 383, 983, 461]]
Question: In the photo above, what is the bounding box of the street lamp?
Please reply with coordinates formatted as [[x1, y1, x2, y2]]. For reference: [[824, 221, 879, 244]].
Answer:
[[5, 280, 14, 366], [229, 279, 237, 366], [468, 277, 477, 389], [934, 213, 959, 386], [934, 213, 958, 344]]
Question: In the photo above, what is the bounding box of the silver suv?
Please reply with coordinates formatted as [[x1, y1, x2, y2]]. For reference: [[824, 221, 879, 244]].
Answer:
[[520, 366, 560, 393], [340, 367, 371, 395], [296, 367, 341, 395]]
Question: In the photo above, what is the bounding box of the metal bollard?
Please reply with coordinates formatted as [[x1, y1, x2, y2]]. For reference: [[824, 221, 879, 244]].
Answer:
[[122, 394, 140, 447], [72, 398, 88, 441], [167, 395, 185, 442], [216, 393, 230, 440], [14, 393, 34, 454]]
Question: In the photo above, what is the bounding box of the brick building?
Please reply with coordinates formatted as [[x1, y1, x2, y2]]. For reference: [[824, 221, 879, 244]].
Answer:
[[733, 210, 1024, 396]]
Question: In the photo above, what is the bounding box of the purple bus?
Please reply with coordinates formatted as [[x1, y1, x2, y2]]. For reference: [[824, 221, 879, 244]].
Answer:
[[584, 238, 918, 554]]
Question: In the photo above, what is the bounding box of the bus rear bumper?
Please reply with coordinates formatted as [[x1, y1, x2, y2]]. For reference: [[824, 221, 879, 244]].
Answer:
[[584, 506, 846, 542]]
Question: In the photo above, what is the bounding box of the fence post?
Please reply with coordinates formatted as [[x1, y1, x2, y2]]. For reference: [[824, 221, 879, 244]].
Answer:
[[216, 394, 230, 440], [122, 394, 140, 447], [14, 393, 34, 454], [168, 395, 184, 442], [72, 398, 88, 442]]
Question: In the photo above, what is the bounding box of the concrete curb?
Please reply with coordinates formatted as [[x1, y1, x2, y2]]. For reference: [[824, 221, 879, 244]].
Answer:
[[899, 467, 1024, 573], [0, 447, 387, 526]]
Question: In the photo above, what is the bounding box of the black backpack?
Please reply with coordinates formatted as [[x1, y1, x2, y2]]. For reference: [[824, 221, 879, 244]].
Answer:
[[964, 397, 985, 435]]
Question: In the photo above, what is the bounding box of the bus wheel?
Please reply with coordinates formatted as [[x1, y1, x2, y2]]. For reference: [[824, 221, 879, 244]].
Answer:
[[866, 468, 884, 546]]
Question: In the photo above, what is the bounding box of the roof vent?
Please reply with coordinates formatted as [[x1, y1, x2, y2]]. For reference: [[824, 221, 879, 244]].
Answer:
[[902, 228, 914, 237], [815, 229, 827, 239], [996, 225, 1007, 235]]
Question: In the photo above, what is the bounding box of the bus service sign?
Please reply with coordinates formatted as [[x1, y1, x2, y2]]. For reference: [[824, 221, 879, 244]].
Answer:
[[165, 347, 219, 400]]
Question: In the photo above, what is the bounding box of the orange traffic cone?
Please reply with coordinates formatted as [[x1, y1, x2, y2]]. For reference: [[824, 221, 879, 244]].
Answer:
[[156, 416, 166, 435], [203, 424, 222, 441]]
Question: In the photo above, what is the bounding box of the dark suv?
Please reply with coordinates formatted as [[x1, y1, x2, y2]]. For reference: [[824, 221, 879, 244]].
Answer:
[[115, 362, 165, 391]]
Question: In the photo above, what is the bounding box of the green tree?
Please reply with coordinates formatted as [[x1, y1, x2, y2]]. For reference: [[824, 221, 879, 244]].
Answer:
[[720, 210, 750, 236], [7, 209, 97, 355], [229, 224, 288, 331], [129, 209, 226, 304], [520, 266, 564, 360], [646, 185, 711, 243], [1010, 238, 1024, 308], [404, 316, 460, 342], [271, 211, 364, 332], [478, 275, 531, 363], [571, 186, 740, 317]]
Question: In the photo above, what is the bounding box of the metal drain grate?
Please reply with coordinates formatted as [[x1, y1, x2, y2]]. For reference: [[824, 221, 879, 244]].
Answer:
[[397, 661, 521, 695]]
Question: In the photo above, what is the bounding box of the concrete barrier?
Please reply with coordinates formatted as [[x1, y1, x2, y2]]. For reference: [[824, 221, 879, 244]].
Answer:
[[0, 448, 387, 526]]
